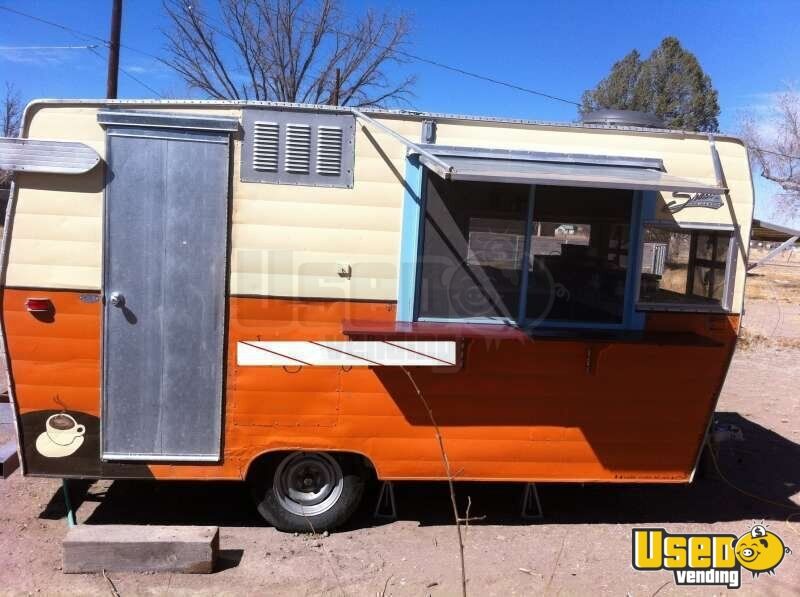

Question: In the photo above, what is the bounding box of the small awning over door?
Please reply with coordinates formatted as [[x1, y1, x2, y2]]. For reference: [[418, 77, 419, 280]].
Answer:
[[415, 145, 727, 194], [0, 137, 100, 174]]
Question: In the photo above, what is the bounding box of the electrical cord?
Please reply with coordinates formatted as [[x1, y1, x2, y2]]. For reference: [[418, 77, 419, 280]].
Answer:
[[707, 437, 800, 539]]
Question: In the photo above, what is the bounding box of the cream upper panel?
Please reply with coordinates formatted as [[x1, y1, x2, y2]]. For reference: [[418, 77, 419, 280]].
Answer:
[[7, 104, 243, 290], [6, 104, 752, 310], [7, 106, 107, 289], [5, 104, 416, 299], [229, 116, 417, 300]]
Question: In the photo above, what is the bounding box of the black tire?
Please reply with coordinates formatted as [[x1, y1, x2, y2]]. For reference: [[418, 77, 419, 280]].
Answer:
[[251, 451, 366, 533]]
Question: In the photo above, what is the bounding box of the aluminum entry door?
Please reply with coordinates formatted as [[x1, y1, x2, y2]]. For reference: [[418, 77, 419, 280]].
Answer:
[[102, 127, 229, 461]]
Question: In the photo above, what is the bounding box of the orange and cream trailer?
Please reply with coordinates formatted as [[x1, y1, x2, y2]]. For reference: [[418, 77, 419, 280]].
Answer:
[[0, 101, 753, 530]]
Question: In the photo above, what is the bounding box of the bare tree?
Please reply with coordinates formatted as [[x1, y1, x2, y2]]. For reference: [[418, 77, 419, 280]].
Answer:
[[741, 86, 800, 220], [1, 82, 23, 187], [163, 0, 415, 106]]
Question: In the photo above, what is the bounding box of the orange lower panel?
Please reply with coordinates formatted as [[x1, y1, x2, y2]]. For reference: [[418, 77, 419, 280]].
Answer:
[[2, 288, 738, 482]]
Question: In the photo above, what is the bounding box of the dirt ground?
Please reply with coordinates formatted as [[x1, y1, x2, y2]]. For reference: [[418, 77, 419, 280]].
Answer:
[[1, 269, 799, 595]]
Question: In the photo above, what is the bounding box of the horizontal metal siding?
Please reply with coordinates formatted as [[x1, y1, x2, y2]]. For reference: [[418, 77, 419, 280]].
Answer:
[[7, 172, 104, 290], [4, 289, 738, 482], [229, 117, 418, 300], [5, 105, 752, 311], [4, 106, 241, 291]]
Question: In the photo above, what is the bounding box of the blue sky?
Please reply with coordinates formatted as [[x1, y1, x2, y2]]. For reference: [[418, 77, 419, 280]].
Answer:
[[1, 0, 798, 221]]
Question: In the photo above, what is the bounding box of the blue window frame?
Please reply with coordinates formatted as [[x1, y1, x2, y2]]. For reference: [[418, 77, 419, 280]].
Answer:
[[396, 156, 424, 322], [396, 158, 652, 331]]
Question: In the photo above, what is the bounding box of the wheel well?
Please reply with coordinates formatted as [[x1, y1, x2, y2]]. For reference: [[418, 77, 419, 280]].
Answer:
[[244, 449, 376, 483]]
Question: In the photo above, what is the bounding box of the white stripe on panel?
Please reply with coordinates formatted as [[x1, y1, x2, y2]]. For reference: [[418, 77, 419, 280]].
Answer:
[[237, 340, 457, 367]]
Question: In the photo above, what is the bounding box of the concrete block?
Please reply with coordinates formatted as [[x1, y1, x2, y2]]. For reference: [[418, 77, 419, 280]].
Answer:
[[63, 525, 219, 574], [0, 440, 19, 479]]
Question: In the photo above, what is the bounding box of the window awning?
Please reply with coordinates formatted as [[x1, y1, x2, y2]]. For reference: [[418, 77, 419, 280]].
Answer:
[[415, 146, 727, 194]]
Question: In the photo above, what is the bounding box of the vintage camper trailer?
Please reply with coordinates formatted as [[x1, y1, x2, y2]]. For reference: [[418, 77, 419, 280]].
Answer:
[[0, 100, 753, 531]]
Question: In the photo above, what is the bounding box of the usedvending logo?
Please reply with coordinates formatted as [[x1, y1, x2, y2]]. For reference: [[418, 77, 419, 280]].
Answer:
[[632, 523, 791, 589]]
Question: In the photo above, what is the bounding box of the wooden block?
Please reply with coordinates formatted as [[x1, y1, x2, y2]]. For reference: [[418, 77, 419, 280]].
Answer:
[[63, 525, 219, 574], [0, 440, 19, 479]]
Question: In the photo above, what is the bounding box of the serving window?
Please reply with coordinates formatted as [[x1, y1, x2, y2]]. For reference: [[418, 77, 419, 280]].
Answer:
[[417, 178, 528, 321], [416, 176, 636, 326], [638, 225, 735, 310], [525, 187, 633, 324]]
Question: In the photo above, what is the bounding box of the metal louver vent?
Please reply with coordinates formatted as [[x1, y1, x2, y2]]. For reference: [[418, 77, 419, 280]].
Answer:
[[317, 126, 343, 176], [252, 121, 279, 172], [285, 123, 312, 174], [241, 109, 355, 188]]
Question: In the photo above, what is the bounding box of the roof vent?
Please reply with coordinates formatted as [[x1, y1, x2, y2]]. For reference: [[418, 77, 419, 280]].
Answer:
[[581, 109, 665, 129]]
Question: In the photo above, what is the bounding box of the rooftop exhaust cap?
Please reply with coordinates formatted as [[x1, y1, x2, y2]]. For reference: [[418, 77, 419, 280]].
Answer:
[[581, 109, 665, 129]]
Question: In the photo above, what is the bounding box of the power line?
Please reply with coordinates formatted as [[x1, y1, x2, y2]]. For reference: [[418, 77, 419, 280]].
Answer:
[[3, 2, 797, 147], [394, 50, 581, 107], [1, 2, 580, 107], [0, 44, 99, 50], [86, 46, 162, 97], [749, 146, 800, 161], [0, 5, 162, 62], [0, 4, 163, 97], [185, 4, 582, 107]]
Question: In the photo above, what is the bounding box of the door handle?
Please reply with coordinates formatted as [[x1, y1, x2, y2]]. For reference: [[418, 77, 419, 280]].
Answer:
[[109, 292, 125, 307]]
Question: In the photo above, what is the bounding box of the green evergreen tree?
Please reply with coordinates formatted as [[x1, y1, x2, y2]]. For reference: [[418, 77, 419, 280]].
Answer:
[[581, 37, 720, 132]]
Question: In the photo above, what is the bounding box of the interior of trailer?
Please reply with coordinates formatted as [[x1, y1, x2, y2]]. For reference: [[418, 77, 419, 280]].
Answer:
[[411, 180, 736, 334], [418, 180, 638, 326]]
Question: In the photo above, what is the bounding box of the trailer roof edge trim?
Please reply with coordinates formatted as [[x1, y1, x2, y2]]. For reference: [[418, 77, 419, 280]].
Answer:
[[21, 99, 747, 144], [97, 109, 240, 132], [416, 151, 727, 194]]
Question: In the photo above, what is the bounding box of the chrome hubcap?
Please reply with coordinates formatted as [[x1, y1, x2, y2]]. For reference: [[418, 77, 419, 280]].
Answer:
[[274, 452, 344, 516]]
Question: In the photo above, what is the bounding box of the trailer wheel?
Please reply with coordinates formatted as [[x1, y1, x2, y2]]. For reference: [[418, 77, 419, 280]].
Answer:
[[252, 451, 365, 532]]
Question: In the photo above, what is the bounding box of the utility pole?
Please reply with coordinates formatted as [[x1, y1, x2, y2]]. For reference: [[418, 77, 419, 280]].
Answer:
[[106, 0, 123, 99]]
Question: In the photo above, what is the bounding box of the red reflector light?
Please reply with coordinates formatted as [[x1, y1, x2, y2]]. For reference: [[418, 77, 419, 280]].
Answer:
[[25, 298, 53, 313]]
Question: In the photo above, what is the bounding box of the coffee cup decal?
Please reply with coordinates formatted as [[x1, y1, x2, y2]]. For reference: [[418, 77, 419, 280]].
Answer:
[[36, 413, 86, 458], [46, 414, 85, 445]]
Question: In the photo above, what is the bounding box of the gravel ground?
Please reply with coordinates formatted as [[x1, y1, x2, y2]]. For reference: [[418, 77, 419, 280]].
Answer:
[[1, 300, 798, 596]]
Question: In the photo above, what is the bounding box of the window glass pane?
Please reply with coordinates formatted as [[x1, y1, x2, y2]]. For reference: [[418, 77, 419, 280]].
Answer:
[[639, 227, 732, 307], [695, 232, 730, 265], [715, 235, 730, 264], [695, 233, 716, 261], [691, 232, 729, 301], [418, 177, 528, 320], [467, 218, 526, 268], [640, 228, 691, 303], [692, 265, 724, 300], [525, 187, 633, 324]]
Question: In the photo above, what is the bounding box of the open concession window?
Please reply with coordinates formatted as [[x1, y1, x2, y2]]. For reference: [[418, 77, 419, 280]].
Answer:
[[525, 187, 633, 324], [413, 146, 728, 328], [417, 178, 634, 325]]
